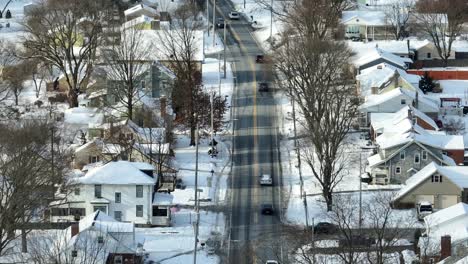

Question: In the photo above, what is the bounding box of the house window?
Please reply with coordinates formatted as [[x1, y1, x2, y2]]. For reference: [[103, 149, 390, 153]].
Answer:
[[74, 188, 80, 196], [442, 151, 448, 156], [414, 153, 420, 164], [395, 167, 401, 174], [94, 185, 102, 198], [153, 206, 168, 216], [115, 192, 121, 203], [401, 99, 406, 105], [114, 211, 122, 221], [93, 206, 107, 214], [97, 236, 104, 244], [136, 185, 143, 198], [114, 255, 123, 264], [431, 174, 443, 183], [89, 156, 100, 164], [136, 205, 143, 217], [141, 80, 146, 89], [400, 151, 405, 160], [422, 150, 427, 160], [427, 52, 431, 59], [71, 250, 78, 258]]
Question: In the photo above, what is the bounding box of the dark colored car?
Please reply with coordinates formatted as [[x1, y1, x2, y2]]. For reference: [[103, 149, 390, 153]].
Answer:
[[217, 18, 225, 28], [258, 82, 269, 92], [256, 54, 265, 63], [313, 222, 337, 234], [261, 204, 274, 215]]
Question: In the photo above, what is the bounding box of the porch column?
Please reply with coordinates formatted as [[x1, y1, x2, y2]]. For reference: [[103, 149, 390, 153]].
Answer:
[[365, 25, 368, 42], [372, 26, 375, 40]]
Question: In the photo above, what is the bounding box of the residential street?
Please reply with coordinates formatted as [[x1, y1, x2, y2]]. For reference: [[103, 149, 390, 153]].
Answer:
[[209, 1, 285, 263]]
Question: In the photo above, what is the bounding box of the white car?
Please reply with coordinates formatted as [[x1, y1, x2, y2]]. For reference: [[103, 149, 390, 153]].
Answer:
[[266, 261, 279, 264], [259, 174, 272, 185], [228, 11, 240, 20]]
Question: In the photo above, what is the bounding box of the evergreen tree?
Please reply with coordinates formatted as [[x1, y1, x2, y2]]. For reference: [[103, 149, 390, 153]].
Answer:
[[419, 71, 435, 93]]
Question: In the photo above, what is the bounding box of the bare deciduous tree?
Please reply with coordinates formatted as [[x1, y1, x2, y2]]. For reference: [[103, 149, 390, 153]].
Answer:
[[3, 61, 33, 105], [0, 121, 69, 256], [31, 60, 54, 99], [384, 0, 415, 40], [0, 40, 16, 102], [415, 0, 468, 66], [23, 0, 111, 107], [104, 25, 151, 120], [156, 3, 227, 145], [276, 34, 358, 211]]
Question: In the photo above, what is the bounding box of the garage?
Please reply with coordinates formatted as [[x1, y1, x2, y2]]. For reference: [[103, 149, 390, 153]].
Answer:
[[438, 195, 458, 209], [415, 195, 434, 205]]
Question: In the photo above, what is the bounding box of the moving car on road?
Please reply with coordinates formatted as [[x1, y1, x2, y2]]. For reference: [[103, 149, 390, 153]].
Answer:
[[261, 204, 274, 215], [258, 82, 269, 92], [228, 11, 240, 20], [259, 174, 272, 185], [217, 18, 225, 28]]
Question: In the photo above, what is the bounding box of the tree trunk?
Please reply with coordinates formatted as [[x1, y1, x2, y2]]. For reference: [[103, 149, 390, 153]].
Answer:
[[190, 124, 196, 146], [21, 228, 27, 253], [14, 93, 18, 105], [324, 189, 333, 211], [68, 89, 78, 108]]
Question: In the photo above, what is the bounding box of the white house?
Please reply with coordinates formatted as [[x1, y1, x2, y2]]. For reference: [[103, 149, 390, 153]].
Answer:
[[51, 161, 156, 225], [341, 10, 389, 41]]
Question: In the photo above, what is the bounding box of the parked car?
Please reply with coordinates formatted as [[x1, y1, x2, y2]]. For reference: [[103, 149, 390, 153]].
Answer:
[[259, 174, 272, 185], [216, 18, 225, 28], [261, 204, 274, 215], [417, 201, 433, 221], [228, 11, 240, 20], [266, 261, 279, 264], [256, 54, 265, 63], [313, 222, 337, 234], [258, 82, 269, 92]]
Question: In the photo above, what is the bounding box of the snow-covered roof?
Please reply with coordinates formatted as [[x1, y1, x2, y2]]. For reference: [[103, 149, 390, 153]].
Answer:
[[425, 202, 468, 230], [377, 132, 464, 150], [138, 29, 204, 62], [124, 4, 158, 18], [153, 192, 174, 206], [79, 161, 155, 185], [371, 106, 438, 135], [342, 10, 387, 26], [367, 153, 383, 167], [353, 48, 412, 68], [357, 63, 421, 97], [395, 163, 468, 202], [136, 143, 171, 155], [360, 88, 439, 113]]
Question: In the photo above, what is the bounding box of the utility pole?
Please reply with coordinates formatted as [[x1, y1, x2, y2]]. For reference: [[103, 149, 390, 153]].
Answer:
[[269, 0, 273, 44], [206, 0, 209, 37], [193, 120, 200, 264], [359, 152, 362, 232], [218, 53, 221, 95], [212, 0, 216, 47], [210, 89, 214, 157], [223, 20, 227, 78], [304, 191, 309, 229]]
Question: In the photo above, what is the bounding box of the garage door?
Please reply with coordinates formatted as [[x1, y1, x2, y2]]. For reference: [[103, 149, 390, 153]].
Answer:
[[439, 195, 458, 209], [415, 195, 434, 204]]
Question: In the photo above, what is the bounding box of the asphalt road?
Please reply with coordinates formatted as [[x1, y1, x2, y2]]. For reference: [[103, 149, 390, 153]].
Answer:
[[208, 1, 285, 263]]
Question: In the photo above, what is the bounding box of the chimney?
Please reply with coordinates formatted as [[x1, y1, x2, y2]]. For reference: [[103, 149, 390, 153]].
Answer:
[[371, 86, 378, 95], [160, 96, 167, 118], [71, 223, 79, 238], [440, 235, 451, 260]]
